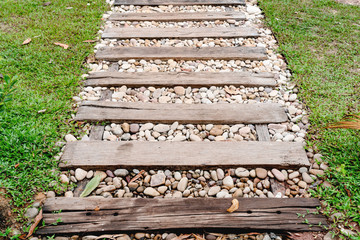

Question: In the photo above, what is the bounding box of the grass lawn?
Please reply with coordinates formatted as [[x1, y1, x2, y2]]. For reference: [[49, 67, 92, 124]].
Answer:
[[260, 0, 360, 238], [0, 0, 106, 233]]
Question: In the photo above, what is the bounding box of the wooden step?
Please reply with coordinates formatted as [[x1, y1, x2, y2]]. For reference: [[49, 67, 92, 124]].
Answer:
[[95, 47, 267, 61], [114, 0, 245, 6], [102, 27, 259, 39], [109, 11, 246, 22], [85, 72, 277, 87], [38, 197, 326, 235], [59, 141, 310, 170], [74, 101, 287, 124]]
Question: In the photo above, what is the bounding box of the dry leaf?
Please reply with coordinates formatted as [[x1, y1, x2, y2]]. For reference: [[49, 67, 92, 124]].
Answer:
[[83, 40, 96, 43], [129, 170, 145, 184], [327, 115, 360, 130], [94, 206, 100, 211], [192, 234, 206, 240], [54, 42, 69, 49], [14, 163, 19, 168], [224, 86, 239, 95], [172, 234, 192, 240], [26, 209, 43, 238], [226, 199, 239, 213], [22, 38, 31, 45]]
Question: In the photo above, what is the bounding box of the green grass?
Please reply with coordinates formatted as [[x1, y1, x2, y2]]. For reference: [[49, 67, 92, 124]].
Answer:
[[260, 0, 360, 238], [0, 0, 107, 217]]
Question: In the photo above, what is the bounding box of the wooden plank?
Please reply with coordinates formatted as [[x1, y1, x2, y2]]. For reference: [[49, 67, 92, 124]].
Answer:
[[256, 124, 271, 141], [38, 198, 326, 234], [95, 47, 267, 61], [88, 125, 105, 141], [74, 101, 288, 124], [102, 27, 259, 39], [109, 12, 246, 22], [114, 0, 245, 6], [85, 72, 276, 87], [59, 141, 310, 170]]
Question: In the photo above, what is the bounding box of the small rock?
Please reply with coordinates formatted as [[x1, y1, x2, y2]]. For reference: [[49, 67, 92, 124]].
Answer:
[[114, 169, 129, 177], [150, 173, 166, 187], [144, 187, 160, 197], [298, 181, 307, 189], [174, 86, 185, 95], [25, 207, 39, 219], [65, 191, 73, 197], [177, 177, 188, 192], [65, 134, 77, 142], [235, 168, 250, 177], [271, 169, 285, 181], [223, 176, 234, 188], [153, 124, 170, 133], [302, 172, 314, 183], [216, 168, 224, 180], [130, 124, 139, 133], [47, 191, 55, 198], [208, 186, 221, 196], [256, 168, 267, 179], [60, 174, 69, 184], [190, 134, 202, 141], [75, 168, 87, 181]]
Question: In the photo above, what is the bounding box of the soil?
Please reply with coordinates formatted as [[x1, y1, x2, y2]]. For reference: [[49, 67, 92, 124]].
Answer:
[[0, 195, 12, 232]]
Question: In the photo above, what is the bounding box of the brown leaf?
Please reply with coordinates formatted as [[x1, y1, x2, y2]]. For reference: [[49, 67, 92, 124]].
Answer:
[[129, 170, 145, 184], [83, 40, 96, 43], [54, 42, 69, 49], [14, 163, 19, 168], [227, 199, 239, 213], [327, 114, 360, 130], [26, 209, 43, 238], [22, 38, 31, 45], [192, 234, 206, 240], [172, 234, 192, 240], [94, 206, 100, 211]]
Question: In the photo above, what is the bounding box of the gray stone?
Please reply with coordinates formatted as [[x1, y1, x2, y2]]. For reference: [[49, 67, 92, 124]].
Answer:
[[75, 168, 87, 181], [208, 186, 221, 196], [114, 169, 129, 177], [150, 173, 166, 187], [153, 124, 170, 133], [25, 207, 39, 219], [302, 172, 314, 183]]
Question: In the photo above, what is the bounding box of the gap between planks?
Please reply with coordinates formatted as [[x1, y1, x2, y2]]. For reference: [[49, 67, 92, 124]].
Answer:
[[102, 27, 259, 39], [95, 47, 267, 61], [59, 141, 310, 170], [109, 11, 246, 22], [85, 72, 277, 88]]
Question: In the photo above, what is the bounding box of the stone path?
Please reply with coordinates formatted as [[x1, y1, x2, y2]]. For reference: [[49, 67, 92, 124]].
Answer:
[[34, 0, 329, 238]]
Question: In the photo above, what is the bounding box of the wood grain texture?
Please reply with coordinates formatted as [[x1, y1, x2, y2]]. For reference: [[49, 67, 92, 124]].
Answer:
[[102, 27, 259, 39], [59, 141, 310, 170], [38, 197, 326, 234], [256, 124, 271, 141], [88, 125, 105, 141], [95, 47, 267, 61], [85, 72, 276, 87], [114, 0, 245, 6], [74, 101, 288, 124], [109, 12, 246, 22]]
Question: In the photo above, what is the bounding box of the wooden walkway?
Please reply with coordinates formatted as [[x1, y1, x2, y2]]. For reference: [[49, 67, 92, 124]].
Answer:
[[39, 0, 327, 236]]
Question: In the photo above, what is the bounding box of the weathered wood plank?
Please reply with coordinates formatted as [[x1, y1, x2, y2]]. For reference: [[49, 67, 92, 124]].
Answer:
[[85, 72, 276, 87], [102, 27, 259, 39], [74, 101, 287, 124], [114, 0, 245, 6], [109, 12, 246, 22], [95, 47, 267, 61], [59, 141, 310, 170], [256, 124, 271, 141], [88, 125, 105, 141], [38, 198, 326, 234]]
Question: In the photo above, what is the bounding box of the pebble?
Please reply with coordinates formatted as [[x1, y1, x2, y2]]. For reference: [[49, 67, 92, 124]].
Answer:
[[235, 167, 250, 177], [177, 177, 188, 192], [223, 176, 234, 188], [75, 168, 87, 181], [60, 174, 69, 184], [208, 186, 221, 196], [150, 173, 166, 187], [302, 172, 314, 183], [114, 169, 129, 177], [271, 169, 285, 181], [153, 124, 170, 133], [25, 207, 39, 219], [144, 187, 160, 197], [65, 134, 77, 142], [256, 168, 267, 179]]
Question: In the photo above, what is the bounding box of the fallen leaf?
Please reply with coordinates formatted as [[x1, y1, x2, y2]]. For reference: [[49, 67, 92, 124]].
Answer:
[[226, 198, 239, 213], [14, 163, 19, 168], [129, 170, 145, 184], [94, 206, 100, 211], [26, 209, 43, 238], [43, 2, 51, 6], [54, 42, 69, 49], [172, 234, 192, 240], [83, 40, 96, 43], [22, 38, 31, 45], [192, 234, 206, 240], [80, 173, 101, 197]]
